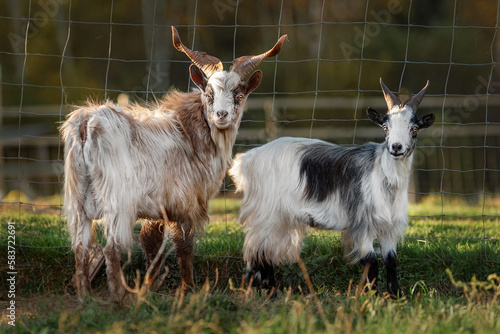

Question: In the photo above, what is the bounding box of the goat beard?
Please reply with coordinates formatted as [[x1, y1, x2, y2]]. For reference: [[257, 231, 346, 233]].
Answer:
[[210, 124, 238, 166]]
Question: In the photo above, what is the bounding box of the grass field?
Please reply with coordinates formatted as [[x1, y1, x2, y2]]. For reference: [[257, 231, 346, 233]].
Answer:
[[1, 196, 500, 333]]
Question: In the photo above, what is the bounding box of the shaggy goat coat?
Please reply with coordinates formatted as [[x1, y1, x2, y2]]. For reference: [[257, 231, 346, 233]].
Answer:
[[230, 136, 411, 265], [62, 91, 233, 251], [229, 79, 434, 295], [61, 88, 237, 299], [61, 26, 287, 301]]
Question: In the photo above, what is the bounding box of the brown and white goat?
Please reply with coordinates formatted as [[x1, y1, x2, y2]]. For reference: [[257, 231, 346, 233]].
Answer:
[[61, 27, 286, 301]]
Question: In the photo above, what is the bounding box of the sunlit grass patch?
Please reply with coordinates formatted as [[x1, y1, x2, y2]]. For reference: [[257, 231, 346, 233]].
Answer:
[[409, 195, 500, 217], [1, 196, 500, 333], [5, 274, 500, 334]]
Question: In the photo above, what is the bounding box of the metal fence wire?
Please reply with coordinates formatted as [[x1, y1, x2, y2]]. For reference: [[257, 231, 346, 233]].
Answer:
[[0, 0, 499, 274]]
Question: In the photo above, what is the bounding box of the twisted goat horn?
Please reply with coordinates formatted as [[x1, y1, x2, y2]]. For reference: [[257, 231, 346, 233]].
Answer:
[[404, 80, 429, 111], [380, 78, 402, 111], [230, 35, 287, 80], [172, 26, 223, 78]]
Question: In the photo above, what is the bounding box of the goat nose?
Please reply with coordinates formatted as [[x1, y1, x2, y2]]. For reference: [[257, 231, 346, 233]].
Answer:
[[217, 111, 228, 119], [392, 143, 403, 151]]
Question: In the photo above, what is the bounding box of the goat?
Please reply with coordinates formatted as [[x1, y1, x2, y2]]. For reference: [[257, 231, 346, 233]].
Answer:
[[60, 26, 287, 301], [229, 79, 435, 296]]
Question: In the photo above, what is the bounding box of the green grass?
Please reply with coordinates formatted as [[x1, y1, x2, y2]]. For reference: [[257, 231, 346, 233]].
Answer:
[[3, 275, 500, 333], [408, 195, 500, 217], [1, 197, 500, 333]]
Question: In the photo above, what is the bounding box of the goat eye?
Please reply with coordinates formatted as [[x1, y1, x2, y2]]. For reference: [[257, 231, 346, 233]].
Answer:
[[383, 125, 388, 131], [411, 126, 419, 133], [237, 93, 244, 101]]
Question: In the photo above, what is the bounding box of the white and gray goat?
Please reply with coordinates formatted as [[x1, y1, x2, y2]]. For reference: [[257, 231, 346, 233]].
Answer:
[[229, 79, 434, 296], [61, 26, 286, 301]]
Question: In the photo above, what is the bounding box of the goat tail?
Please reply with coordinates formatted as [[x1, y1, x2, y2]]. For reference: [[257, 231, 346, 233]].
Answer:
[[61, 110, 94, 250], [229, 151, 254, 192]]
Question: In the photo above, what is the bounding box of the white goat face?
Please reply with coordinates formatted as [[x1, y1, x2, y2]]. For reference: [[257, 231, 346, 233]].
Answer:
[[204, 72, 245, 129], [172, 27, 285, 130], [367, 106, 435, 158], [368, 79, 435, 158], [384, 106, 421, 157], [190, 66, 263, 130]]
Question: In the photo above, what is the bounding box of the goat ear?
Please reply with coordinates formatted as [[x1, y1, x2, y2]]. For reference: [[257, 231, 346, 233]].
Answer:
[[419, 113, 435, 129], [244, 70, 263, 95], [366, 107, 385, 126], [189, 64, 207, 91]]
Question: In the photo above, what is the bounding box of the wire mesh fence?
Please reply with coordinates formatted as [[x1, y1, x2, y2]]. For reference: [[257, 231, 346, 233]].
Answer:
[[0, 0, 499, 277]]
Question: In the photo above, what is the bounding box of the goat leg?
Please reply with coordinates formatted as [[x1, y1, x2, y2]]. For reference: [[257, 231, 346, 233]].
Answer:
[[383, 250, 401, 297], [360, 251, 379, 293], [103, 239, 126, 302], [246, 261, 276, 289], [171, 221, 195, 291], [246, 251, 276, 298], [140, 220, 165, 289], [74, 244, 91, 300]]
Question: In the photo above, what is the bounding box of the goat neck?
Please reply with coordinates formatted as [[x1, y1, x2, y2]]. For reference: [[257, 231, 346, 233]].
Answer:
[[379, 144, 413, 189]]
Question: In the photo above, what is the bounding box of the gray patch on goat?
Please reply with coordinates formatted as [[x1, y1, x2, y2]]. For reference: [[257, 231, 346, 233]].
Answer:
[[299, 142, 377, 220]]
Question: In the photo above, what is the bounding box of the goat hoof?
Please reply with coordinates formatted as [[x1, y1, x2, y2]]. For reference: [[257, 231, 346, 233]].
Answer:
[[110, 293, 128, 304], [245, 270, 276, 293], [245, 269, 262, 287], [77, 293, 92, 304], [387, 286, 402, 299], [108, 284, 127, 304]]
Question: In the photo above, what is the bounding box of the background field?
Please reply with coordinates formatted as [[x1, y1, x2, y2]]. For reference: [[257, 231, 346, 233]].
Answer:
[[1, 197, 499, 333]]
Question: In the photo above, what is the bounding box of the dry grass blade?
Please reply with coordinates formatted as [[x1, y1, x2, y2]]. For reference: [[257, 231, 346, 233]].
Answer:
[[260, 287, 276, 306], [356, 262, 376, 297], [209, 268, 219, 294], [296, 255, 331, 330], [118, 205, 174, 307]]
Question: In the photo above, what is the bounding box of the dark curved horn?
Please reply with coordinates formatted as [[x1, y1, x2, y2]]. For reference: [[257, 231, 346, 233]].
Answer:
[[230, 35, 287, 80], [404, 80, 429, 111], [172, 26, 223, 78], [380, 78, 402, 111]]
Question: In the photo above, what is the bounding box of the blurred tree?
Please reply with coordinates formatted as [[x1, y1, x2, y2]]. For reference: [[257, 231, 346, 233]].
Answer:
[[141, 0, 171, 94]]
